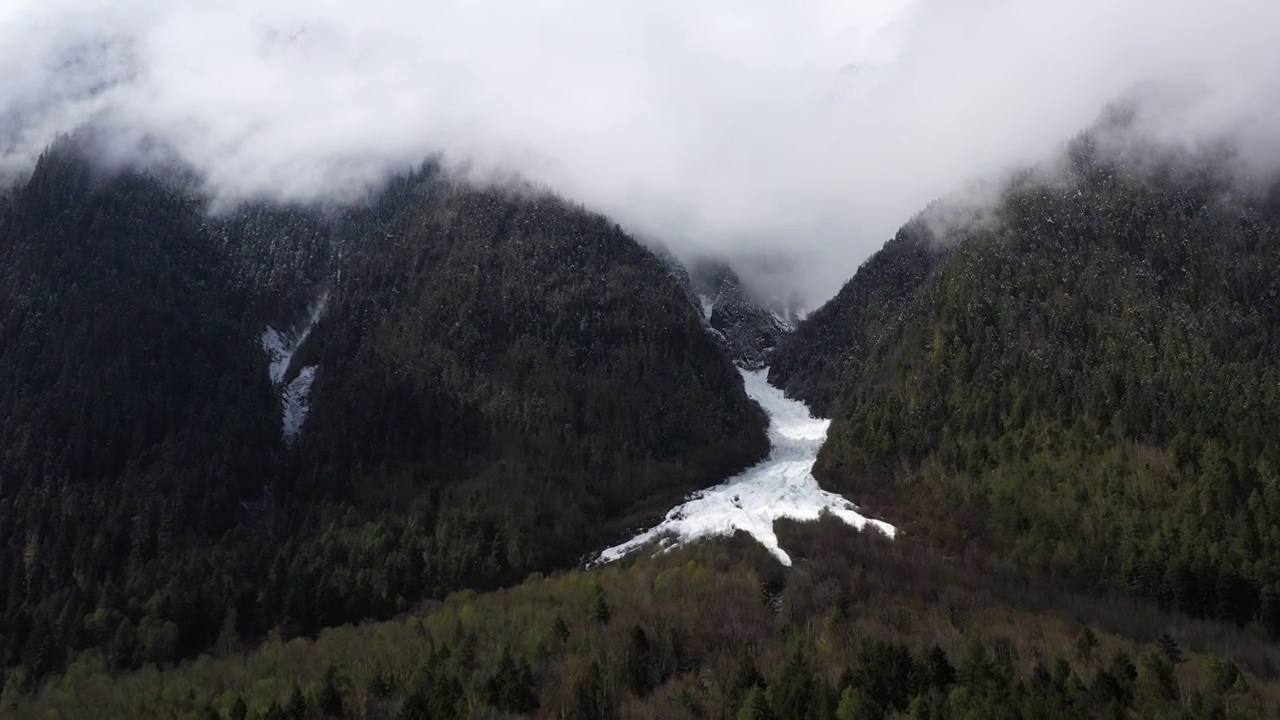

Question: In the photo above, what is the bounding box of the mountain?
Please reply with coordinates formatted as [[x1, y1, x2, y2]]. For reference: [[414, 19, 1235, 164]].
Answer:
[[0, 142, 286, 676], [684, 258, 793, 369], [771, 128, 1280, 633], [275, 169, 770, 608], [10, 126, 1280, 720], [0, 141, 766, 680], [768, 221, 938, 415], [13, 519, 1280, 719]]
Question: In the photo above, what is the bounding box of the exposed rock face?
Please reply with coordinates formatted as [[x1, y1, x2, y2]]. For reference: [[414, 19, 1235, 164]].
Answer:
[[689, 259, 792, 370]]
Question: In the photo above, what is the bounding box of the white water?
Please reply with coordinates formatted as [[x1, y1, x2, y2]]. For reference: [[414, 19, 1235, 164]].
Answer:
[[597, 368, 895, 566], [262, 293, 328, 442]]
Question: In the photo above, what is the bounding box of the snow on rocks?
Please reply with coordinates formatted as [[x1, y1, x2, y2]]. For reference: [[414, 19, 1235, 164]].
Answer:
[[261, 293, 327, 442], [262, 293, 328, 384], [281, 366, 316, 442], [596, 368, 895, 566]]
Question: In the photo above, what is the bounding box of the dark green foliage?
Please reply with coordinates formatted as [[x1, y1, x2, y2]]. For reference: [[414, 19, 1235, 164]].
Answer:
[[1158, 631, 1184, 666], [834, 687, 872, 720], [571, 661, 608, 720], [551, 615, 571, 643], [769, 217, 939, 418], [590, 588, 612, 625], [921, 645, 956, 693], [401, 651, 464, 720], [485, 648, 538, 713], [1139, 652, 1180, 705], [289, 172, 769, 563], [1108, 651, 1138, 699], [843, 640, 917, 717], [315, 665, 344, 718], [284, 683, 306, 720], [732, 654, 766, 704], [766, 654, 836, 720], [8, 527, 1280, 719], [1074, 627, 1098, 662], [624, 625, 654, 696], [1209, 656, 1244, 695], [0, 140, 285, 675], [773, 127, 1280, 635], [0, 141, 767, 680], [365, 671, 392, 699], [737, 685, 774, 720], [395, 689, 429, 720]]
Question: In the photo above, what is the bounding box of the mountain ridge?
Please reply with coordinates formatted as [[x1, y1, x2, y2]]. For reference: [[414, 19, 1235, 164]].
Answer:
[[771, 129, 1280, 633], [0, 141, 768, 679]]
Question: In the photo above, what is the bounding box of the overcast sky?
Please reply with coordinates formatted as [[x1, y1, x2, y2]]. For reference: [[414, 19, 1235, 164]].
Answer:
[[1, 0, 1277, 302]]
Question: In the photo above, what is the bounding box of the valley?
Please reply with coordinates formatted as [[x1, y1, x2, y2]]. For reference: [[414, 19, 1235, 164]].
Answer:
[[3, 1, 1280, 716], [598, 367, 895, 567], [6, 119, 1280, 720]]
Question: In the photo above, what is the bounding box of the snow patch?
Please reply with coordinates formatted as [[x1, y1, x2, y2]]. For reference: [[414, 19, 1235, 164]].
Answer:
[[261, 292, 328, 384], [262, 292, 328, 441], [698, 293, 715, 321], [261, 327, 292, 385], [281, 366, 316, 443], [596, 368, 895, 566]]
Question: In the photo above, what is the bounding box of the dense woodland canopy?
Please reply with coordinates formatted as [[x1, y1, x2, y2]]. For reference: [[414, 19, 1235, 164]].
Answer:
[[689, 259, 793, 370], [288, 170, 767, 566], [10, 110, 1280, 719], [9, 519, 1280, 719], [773, 126, 1280, 639], [0, 139, 766, 685]]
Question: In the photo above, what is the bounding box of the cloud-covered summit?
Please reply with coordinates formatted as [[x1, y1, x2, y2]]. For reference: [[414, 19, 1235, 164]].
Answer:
[[2, 0, 1277, 302]]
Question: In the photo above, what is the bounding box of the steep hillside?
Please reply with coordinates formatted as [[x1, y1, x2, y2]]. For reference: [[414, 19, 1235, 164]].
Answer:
[[768, 222, 940, 415], [276, 170, 769, 600], [207, 203, 333, 327], [12, 520, 1280, 719], [688, 259, 793, 370], [0, 141, 284, 676], [772, 133, 1280, 632], [0, 147, 767, 681]]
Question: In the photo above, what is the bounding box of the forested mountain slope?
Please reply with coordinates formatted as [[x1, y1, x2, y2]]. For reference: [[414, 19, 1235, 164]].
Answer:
[[12, 519, 1280, 719], [687, 258, 793, 370], [0, 143, 286, 677], [278, 167, 768, 607], [768, 220, 940, 416], [0, 143, 767, 683], [772, 132, 1280, 633]]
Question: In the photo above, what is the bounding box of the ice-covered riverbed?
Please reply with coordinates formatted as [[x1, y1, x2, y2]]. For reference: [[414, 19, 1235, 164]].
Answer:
[[597, 368, 895, 566]]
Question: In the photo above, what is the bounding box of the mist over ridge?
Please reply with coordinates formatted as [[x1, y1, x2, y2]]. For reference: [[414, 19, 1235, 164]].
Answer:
[[2, 0, 1278, 303]]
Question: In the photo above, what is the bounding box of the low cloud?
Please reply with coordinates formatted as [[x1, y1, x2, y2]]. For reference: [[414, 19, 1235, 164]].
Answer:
[[2, 0, 1277, 302]]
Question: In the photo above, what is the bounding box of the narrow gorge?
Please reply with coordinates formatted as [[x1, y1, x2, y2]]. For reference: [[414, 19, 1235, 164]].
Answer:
[[598, 367, 896, 566]]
